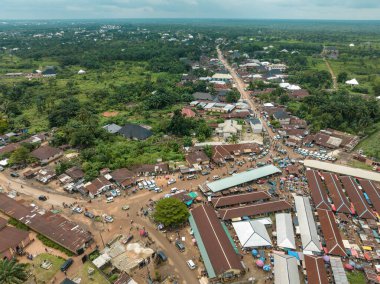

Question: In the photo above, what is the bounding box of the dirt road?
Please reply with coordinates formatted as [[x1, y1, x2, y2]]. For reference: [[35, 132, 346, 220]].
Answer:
[[324, 58, 337, 90]]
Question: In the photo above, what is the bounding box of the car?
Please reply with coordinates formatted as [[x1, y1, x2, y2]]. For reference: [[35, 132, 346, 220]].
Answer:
[[167, 178, 176, 185], [84, 211, 95, 219], [186, 259, 196, 270], [187, 174, 196, 180], [10, 172, 19, 178], [60, 258, 73, 272], [175, 240, 185, 252], [170, 188, 178, 194], [106, 196, 114, 203], [154, 187, 162, 193], [142, 181, 148, 188], [122, 205, 130, 210], [121, 235, 134, 244], [72, 207, 83, 213], [156, 251, 167, 262], [212, 175, 220, 181], [228, 169, 237, 175], [201, 171, 210, 176], [104, 215, 114, 223], [38, 195, 47, 201]]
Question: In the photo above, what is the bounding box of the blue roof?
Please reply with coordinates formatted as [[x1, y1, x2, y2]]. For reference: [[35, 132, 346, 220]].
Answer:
[[206, 165, 281, 193]]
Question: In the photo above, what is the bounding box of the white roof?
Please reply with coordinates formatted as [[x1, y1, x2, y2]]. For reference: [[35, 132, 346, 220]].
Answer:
[[232, 220, 272, 248], [78, 69, 86, 74], [294, 195, 321, 253], [274, 253, 300, 284], [92, 253, 111, 268], [279, 82, 290, 88], [287, 84, 301, 90], [263, 103, 274, 107], [212, 73, 232, 80], [276, 213, 296, 249], [345, 78, 359, 85]]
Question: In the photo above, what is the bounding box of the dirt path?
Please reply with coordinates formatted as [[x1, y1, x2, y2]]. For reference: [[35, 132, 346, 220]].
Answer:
[[324, 58, 337, 90]]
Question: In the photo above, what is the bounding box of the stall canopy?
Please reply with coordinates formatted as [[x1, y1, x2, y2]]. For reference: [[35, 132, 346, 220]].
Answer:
[[232, 220, 272, 248]]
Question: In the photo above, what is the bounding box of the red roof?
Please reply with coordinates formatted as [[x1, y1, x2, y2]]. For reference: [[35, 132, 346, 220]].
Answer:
[[340, 176, 376, 220], [317, 209, 346, 257], [304, 255, 329, 284], [181, 107, 196, 118], [359, 179, 380, 214], [306, 170, 330, 210], [322, 172, 351, 214], [211, 191, 270, 208]]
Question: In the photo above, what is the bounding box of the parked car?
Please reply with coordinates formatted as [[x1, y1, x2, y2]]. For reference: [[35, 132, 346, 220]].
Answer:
[[122, 205, 130, 210], [104, 215, 114, 223], [187, 174, 196, 180], [186, 259, 196, 270], [84, 211, 95, 219], [72, 207, 83, 214], [170, 188, 178, 194], [167, 178, 176, 185], [38, 195, 47, 201], [212, 175, 220, 180], [201, 171, 210, 176], [60, 258, 73, 272], [106, 197, 114, 203], [10, 172, 19, 178], [154, 187, 162, 193], [175, 240, 185, 252], [156, 251, 167, 262]]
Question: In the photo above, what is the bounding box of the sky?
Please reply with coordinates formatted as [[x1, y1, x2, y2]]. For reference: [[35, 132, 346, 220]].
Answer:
[[1, 0, 380, 20]]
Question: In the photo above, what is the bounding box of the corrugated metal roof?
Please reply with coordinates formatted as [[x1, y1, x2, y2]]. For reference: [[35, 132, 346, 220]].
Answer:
[[207, 165, 281, 192], [330, 257, 349, 284], [274, 253, 300, 284], [294, 195, 320, 253], [276, 213, 296, 250], [232, 220, 272, 248], [304, 255, 329, 284]]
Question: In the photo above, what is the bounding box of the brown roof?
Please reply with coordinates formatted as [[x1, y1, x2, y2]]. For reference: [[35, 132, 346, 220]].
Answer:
[[133, 163, 169, 174], [31, 145, 63, 161], [65, 166, 84, 180], [222, 110, 250, 119], [306, 170, 330, 210], [340, 176, 376, 220], [304, 255, 329, 284], [186, 150, 209, 166], [218, 200, 292, 220], [0, 217, 7, 230], [211, 191, 271, 208], [317, 209, 346, 257], [286, 165, 300, 175], [110, 168, 134, 184], [102, 111, 119, 117], [85, 177, 112, 195], [191, 205, 243, 277], [0, 194, 92, 254], [181, 107, 196, 118], [0, 143, 20, 154], [359, 179, 380, 214], [114, 272, 133, 284], [0, 226, 30, 253], [288, 89, 310, 100], [212, 143, 260, 163], [322, 172, 351, 214]]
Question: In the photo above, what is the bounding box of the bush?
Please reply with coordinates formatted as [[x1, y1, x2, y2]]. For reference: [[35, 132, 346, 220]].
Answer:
[[8, 218, 29, 231], [37, 234, 74, 256]]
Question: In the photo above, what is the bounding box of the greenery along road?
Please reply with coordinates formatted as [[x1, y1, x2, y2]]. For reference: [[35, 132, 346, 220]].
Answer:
[[324, 58, 337, 90]]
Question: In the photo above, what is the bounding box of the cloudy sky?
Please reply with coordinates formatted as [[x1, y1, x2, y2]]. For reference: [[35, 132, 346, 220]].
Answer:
[[1, 0, 380, 20]]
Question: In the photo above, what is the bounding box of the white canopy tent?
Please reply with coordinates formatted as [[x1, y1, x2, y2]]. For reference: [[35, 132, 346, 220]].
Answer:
[[276, 213, 296, 250], [345, 78, 359, 85], [232, 220, 272, 248]]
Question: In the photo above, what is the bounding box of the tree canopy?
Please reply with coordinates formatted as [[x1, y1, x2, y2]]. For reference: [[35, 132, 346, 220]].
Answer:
[[0, 259, 29, 284], [153, 198, 190, 228]]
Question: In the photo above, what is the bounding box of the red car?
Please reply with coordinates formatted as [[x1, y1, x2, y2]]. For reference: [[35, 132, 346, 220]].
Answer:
[[256, 179, 266, 184]]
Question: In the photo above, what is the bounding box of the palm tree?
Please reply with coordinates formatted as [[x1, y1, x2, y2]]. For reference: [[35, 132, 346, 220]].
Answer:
[[0, 259, 28, 284]]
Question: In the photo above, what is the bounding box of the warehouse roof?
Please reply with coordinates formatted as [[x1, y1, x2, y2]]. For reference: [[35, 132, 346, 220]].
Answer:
[[322, 172, 351, 214], [207, 165, 281, 193], [340, 176, 376, 220], [276, 213, 296, 250], [304, 255, 329, 284], [359, 179, 380, 214], [304, 160, 380, 182], [317, 209, 346, 257], [330, 257, 349, 284], [306, 170, 330, 210], [189, 204, 243, 278], [273, 253, 300, 284], [294, 195, 320, 253], [232, 220, 272, 248], [218, 200, 291, 220], [211, 191, 270, 208]]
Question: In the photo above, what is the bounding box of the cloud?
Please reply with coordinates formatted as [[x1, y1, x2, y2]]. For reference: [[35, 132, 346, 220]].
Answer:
[[0, 0, 379, 19]]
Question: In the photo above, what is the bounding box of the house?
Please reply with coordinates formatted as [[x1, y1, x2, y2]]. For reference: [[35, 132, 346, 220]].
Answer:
[[212, 73, 233, 82], [36, 167, 56, 184], [133, 163, 169, 176], [232, 220, 272, 248], [103, 123, 122, 134], [118, 124, 153, 140], [42, 66, 57, 77], [65, 166, 85, 181], [288, 89, 310, 100], [114, 273, 137, 284], [248, 118, 263, 134], [109, 168, 135, 188], [85, 177, 113, 199], [215, 120, 242, 141], [0, 217, 31, 260], [192, 92, 214, 101], [181, 107, 196, 118], [0, 143, 20, 155], [185, 149, 210, 166], [273, 110, 290, 125], [31, 145, 63, 164], [222, 110, 250, 119], [212, 143, 260, 164]]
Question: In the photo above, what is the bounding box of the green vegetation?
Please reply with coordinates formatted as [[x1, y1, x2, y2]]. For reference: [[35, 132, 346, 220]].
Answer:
[[356, 122, 380, 159], [30, 253, 65, 284], [37, 234, 74, 257], [0, 259, 29, 284], [77, 262, 109, 284], [153, 198, 190, 228], [346, 271, 366, 284], [7, 218, 29, 231]]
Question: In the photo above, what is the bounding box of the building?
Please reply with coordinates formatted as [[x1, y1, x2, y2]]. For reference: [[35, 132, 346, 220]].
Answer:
[[192, 92, 214, 101], [211, 143, 260, 164], [359, 179, 380, 214], [109, 168, 135, 188], [273, 110, 290, 125], [103, 123, 122, 134], [85, 176, 113, 199], [118, 123, 153, 140], [306, 170, 330, 210], [205, 165, 281, 193], [211, 73, 233, 82], [276, 213, 296, 250], [247, 118, 263, 134], [330, 257, 349, 284], [65, 166, 85, 181], [273, 253, 300, 284], [304, 255, 329, 284], [189, 205, 244, 281], [0, 217, 31, 260], [31, 145, 63, 164], [211, 191, 271, 208], [294, 195, 321, 253], [181, 107, 196, 118], [185, 149, 210, 167], [232, 220, 272, 248], [215, 120, 242, 141], [288, 89, 310, 100], [322, 172, 351, 214], [133, 163, 169, 176]]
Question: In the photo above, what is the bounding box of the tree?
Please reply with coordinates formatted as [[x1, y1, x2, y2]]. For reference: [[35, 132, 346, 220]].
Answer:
[[337, 72, 348, 83], [183, 136, 193, 147], [204, 145, 212, 158], [167, 110, 193, 136], [153, 198, 189, 228], [0, 118, 8, 135], [9, 146, 33, 165], [226, 90, 240, 103], [0, 259, 28, 284]]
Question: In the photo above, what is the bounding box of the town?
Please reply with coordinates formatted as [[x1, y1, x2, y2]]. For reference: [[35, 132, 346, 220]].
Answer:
[[0, 15, 380, 284]]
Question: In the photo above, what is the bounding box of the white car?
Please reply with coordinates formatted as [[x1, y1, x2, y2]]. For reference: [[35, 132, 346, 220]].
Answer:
[[170, 188, 178, 194], [104, 215, 114, 223], [72, 207, 83, 213], [168, 178, 176, 185], [138, 182, 143, 189], [186, 259, 196, 270], [212, 175, 220, 180]]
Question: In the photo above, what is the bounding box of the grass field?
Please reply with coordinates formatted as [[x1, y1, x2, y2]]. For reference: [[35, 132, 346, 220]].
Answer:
[[73, 261, 109, 284], [31, 253, 66, 283], [346, 271, 366, 284], [356, 122, 380, 160]]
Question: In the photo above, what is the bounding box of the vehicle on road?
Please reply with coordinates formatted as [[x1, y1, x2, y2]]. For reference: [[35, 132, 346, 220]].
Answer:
[[170, 187, 178, 194], [106, 197, 114, 203], [104, 215, 114, 223], [72, 207, 83, 213], [60, 258, 73, 272], [122, 205, 130, 210], [84, 211, 95, 219], [38, 195, 47, 201], [186, 259, 196, 270], [212, 175, 220, 180], [10, 172, 19, 178], [175, 240, 185, 252], [201, 171, 210, 176], [156, 251, 167, 262], [168, 178, 176, 185], [154, 187, 162, 193]]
